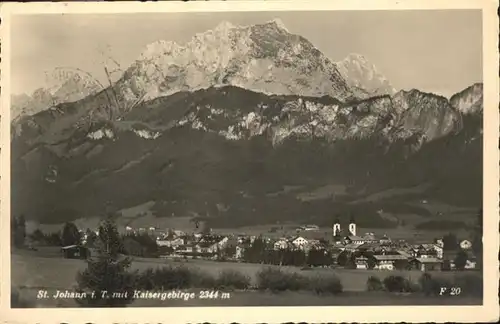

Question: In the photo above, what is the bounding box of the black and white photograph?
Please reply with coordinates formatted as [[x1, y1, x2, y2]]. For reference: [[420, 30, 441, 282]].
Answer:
[[1, 1, 498, 323]]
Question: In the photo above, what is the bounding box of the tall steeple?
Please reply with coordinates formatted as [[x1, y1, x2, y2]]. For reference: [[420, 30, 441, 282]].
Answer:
[[348, 214, 357, 236], [333, 215, 341, 237]]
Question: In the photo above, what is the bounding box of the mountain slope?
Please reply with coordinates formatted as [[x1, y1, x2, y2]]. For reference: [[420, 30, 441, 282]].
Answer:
[[11, 83, 483, 227], [11, 73, 101, 121], [449, 82, 483, 115]]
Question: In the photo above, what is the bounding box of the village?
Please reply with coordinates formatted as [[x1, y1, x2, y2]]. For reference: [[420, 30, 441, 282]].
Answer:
[[60, 217, 478, 273]]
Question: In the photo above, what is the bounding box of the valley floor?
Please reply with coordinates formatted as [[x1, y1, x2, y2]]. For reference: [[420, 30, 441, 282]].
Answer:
[[11, 251, 482, 307]]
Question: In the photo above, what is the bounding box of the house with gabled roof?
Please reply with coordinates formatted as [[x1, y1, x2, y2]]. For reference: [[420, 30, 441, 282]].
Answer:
[[410, 257, 443, 271], [371, 254, 409, 270], [273, 237, 290, 250], [344, 235, 365, 245], [290, 236, 309, 250]]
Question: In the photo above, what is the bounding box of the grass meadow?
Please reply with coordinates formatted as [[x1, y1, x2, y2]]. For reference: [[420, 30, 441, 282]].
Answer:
[[11, 251, 482, 307]]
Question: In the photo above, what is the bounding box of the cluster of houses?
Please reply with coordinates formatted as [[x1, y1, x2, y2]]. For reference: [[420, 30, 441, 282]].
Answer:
[[120, 219, 477, 271], [59, 219, 476, 272]]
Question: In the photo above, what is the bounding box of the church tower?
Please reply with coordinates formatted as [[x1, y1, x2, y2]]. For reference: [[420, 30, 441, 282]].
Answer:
[[348, 215, 357, 237], [333, 216, 341, 237]]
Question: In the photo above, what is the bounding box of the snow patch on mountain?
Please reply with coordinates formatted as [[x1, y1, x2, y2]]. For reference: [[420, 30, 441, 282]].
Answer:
[[87, 128, 115, 140], [133, 129, 161, 140]]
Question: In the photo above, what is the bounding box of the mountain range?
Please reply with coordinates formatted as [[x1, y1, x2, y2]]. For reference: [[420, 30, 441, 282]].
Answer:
[[10, 19, 483, 229], [11, 73, 102, 121]]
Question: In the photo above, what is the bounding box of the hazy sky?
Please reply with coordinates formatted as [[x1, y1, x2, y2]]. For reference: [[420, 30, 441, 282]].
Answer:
[[11, 10, 482, 98]]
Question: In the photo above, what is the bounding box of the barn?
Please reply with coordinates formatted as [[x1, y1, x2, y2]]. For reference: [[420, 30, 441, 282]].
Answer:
[[61, 245, 90, 259]]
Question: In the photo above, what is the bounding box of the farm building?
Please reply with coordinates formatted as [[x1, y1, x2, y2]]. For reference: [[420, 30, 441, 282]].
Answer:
[[371, 254, 409, 270], [410, 257, 443, 271], [61, 245, 90, 259], [355, 256, 369, 269], [344, 235, 365, 245]]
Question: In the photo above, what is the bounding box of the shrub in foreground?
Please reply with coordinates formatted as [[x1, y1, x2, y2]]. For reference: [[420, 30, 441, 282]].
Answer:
[[215, 269, 251, 290], [136, 265, 220, 290], [256, 267, 309, 292], [136, 266, 195, 290], [191, 268, 218, 289], [308, 273, 343, 295], [366, 275, 384, 291], [383, 275, 416, 293]]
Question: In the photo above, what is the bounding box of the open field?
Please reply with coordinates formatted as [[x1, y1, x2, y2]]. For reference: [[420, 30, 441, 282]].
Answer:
[[12, 251, 482, 307]]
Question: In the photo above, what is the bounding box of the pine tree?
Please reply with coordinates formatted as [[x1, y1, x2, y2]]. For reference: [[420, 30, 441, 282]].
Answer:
[[76, 216, 137, 307], [12, 215, 26, 248], [85, 229, 98, 247], [62, 222, 81, 246], [454, 249, 468, 270]]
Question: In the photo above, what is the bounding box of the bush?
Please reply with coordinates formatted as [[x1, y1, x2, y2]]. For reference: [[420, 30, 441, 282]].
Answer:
[[383, 275, 415, 293], [156, 266, 193, 289], [136, 268, 155, 290], [256, 267, 309, 292], [308, 274, 343, 295], [215, 269, 251, 290], [136, 266, 219, 290], [366, 276, 384, 291], [191, 269, 217, 289]]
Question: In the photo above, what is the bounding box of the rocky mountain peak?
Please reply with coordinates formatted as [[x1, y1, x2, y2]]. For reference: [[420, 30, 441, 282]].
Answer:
[[391, 88, 460, 141], [266, 18, 289, 32], [335, 53, 396, 97], [214, 20, 237, 32], [116, 19, 354, 105], [449, 82, 483, 115]]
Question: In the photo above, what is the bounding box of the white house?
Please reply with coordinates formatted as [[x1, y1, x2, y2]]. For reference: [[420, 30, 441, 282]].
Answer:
[[345, 235, 365, 245], [460, 239, 472, 250], [372, 254, 409, 270], [156, 237, 184, 248], [291, 236, 308, 250], [273, 238, 289, 250], [465, 259, 477, 269], [355, 256, 369, 269], [433, 244, 444, 259]]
